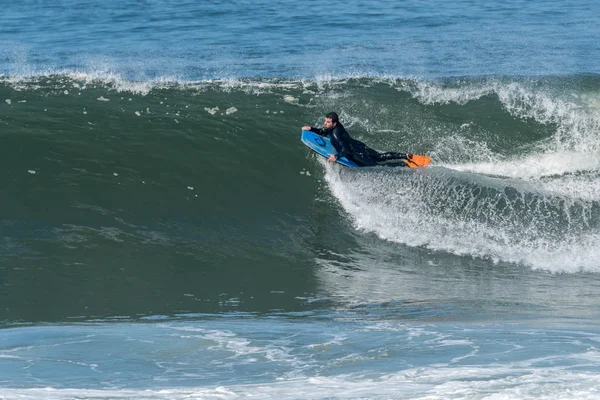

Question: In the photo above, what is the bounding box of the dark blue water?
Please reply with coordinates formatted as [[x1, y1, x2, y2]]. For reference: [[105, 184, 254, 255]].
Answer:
[[2, 1, 600, 399], [2, 0, 598, 79]]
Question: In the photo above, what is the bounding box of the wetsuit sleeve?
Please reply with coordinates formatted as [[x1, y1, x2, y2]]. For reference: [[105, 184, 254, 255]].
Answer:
[[309, 127, 327, 136], [332, 127, 352, 159], [335, 142, 351, 159]]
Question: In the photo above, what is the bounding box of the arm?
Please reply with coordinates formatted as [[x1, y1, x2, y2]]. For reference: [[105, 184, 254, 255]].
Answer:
[[331, 127, 352, 160], [302, 125, 339, 162], [302, 125, 327, 136]]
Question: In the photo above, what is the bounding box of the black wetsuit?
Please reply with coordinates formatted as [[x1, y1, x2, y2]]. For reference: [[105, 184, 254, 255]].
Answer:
[[309, 123, 408, 167]]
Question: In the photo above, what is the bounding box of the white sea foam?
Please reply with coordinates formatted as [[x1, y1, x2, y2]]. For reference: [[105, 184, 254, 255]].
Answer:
[[167, 326, 299, 366], [1, 367, 599, 400], [407, 79, 497, 106], [446, 151, 600, 180], [406, 78, 600, 155], [3, 320, 600, 399], [323, 163, 600, 272]]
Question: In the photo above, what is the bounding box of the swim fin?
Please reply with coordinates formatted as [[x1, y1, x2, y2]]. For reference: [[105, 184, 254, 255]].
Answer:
[[403, 154, 431, 168]]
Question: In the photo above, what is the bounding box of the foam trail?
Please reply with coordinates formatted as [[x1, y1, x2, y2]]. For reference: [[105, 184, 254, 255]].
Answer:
[[323, 164, 600, 272], [446, 151, 600, 180], [2, 369, 600, 400]]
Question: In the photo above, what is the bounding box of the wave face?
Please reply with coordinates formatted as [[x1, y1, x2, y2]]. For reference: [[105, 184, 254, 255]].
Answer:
[[4, 74, 600, 276]]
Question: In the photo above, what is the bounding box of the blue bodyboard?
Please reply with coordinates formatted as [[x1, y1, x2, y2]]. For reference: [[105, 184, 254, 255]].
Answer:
[[301, 130, 359, 167]]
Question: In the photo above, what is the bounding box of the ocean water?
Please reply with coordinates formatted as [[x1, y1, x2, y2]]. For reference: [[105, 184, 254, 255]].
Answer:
[[2, 1, 600, 399]]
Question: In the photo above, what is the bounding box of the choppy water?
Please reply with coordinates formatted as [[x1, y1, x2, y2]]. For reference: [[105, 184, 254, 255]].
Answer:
[[2, 1, 600, 399]]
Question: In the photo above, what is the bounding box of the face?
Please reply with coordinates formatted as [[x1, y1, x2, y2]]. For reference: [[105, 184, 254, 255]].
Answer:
[[323, 117, 336, 129]]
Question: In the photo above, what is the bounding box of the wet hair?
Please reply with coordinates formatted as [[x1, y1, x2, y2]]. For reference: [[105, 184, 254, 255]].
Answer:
[[325, 112, 339, 123]]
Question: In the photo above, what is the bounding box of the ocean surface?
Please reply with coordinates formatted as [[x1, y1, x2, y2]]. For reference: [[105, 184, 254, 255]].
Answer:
[[2, 1, 600, 399]]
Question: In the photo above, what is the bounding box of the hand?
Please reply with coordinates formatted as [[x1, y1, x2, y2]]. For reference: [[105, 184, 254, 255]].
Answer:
[[302, 125, 312, 131], [328, 154, 337, 162]]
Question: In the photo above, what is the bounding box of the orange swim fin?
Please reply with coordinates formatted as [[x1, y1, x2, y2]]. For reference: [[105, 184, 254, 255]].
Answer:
[[404, 154, 431, 168]]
